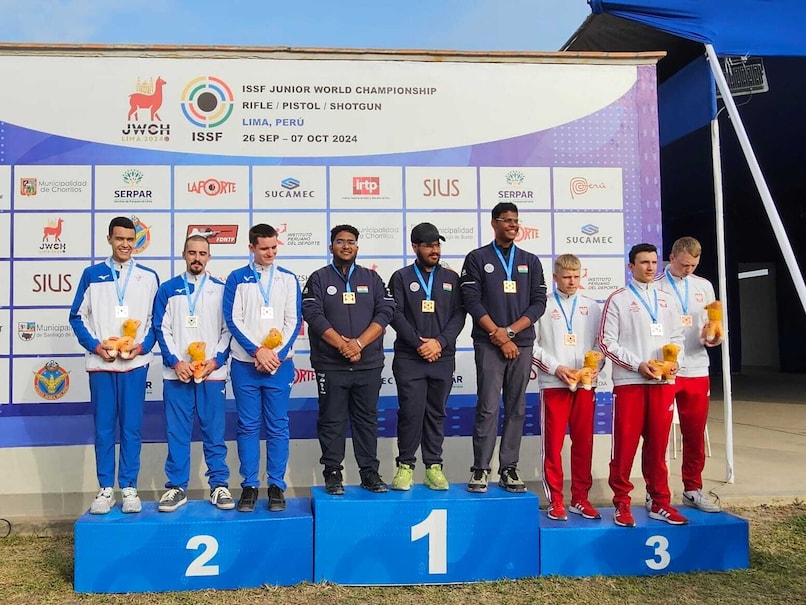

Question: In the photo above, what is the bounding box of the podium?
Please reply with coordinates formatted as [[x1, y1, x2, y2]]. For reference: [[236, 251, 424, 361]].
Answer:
[[539, 507, 749, 576], [74, 498, 313, 593], [312, 484, 540, 584]]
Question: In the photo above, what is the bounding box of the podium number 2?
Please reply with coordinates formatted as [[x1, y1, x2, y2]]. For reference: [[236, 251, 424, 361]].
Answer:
[[185, 535, 220, 577], [644, 535, 671, 570], [411, 509, 448, 574]]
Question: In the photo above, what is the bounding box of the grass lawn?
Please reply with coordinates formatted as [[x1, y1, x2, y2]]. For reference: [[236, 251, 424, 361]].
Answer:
[[0, 504, 804, 604]]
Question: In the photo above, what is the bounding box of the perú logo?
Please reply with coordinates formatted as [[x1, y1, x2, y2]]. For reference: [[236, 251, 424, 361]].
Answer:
[[514, 225, 540, 242], [505, 170, 525, 187], [33, 360, 71, 400], [293, 368, 316, 385], [127, 76, 166, 122], [188, 179, 236, 196], [569, 177, 607, 199]]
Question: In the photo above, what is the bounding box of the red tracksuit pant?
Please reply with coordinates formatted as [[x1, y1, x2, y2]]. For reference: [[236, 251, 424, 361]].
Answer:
[[540, 387, 595, 506], [674, 375, 710, 492], [609, 383, 675, 507]]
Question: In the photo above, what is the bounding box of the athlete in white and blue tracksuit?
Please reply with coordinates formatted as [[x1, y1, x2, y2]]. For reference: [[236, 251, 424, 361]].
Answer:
[[223, 242, 301, 495], [69, 257, 159, 491], [153, 268, 231, 494]]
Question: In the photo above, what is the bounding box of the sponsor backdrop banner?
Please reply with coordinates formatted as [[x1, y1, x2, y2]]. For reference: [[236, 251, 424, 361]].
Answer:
[[0, 54, 661, 446]]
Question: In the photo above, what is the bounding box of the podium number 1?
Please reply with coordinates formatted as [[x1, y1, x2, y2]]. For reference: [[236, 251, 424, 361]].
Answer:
[[411, 509, 448, 574], [185, 535, 220, 577]]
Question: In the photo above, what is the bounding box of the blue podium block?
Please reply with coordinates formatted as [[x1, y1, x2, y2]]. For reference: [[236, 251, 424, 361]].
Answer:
[[312, 484, 539, 584], [74, 498, 313, 593], [540, 507, 749, 576]]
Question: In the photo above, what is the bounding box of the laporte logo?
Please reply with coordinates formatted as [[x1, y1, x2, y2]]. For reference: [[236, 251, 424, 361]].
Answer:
[[514, 225, 540, 242], [187, 178, 237, 196], [186, 225, 239, 245], [33, 360, 71, 401], [293, 367, 317, 385]]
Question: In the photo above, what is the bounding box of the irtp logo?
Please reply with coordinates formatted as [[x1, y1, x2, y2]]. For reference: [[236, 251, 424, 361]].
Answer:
[[353, 177, 380, 196], [131, 215, 151, 254], [18, 322, 36, 341], [20, 178, 37, 196], [42, 218, 64, 242], [33, 360, 71, 400], [181, 76, 234, 128], [186, 225, 239, 244], [569, 177, 607, 199], [281, 177, 300, 190], [581, 224, 599, 236], [127, 76, 166, 122], [187, 179, 236, 196]]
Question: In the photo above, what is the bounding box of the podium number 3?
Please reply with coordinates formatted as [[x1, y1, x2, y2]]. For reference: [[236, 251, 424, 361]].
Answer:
[[644, 535, 671, 570], [411, 509, 448, 574], [185, 535, 220, 577]]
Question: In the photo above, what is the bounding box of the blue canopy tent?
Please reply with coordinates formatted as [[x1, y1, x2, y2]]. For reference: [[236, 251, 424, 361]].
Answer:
[[564, 0, 806, 483]]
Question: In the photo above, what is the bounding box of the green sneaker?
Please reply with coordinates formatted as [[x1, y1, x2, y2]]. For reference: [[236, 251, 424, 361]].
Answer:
[[391, 463, 414, 490], [424, 464, 449, 491]]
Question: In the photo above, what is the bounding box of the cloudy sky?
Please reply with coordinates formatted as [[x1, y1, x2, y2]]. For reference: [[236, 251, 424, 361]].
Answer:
[[0, 0, 590, 51]]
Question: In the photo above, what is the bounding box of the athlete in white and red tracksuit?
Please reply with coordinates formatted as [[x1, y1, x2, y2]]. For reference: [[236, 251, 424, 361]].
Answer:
[[599, 243, 686, 527], [657, 236, 722, 513], [533, 254, 602, 521]]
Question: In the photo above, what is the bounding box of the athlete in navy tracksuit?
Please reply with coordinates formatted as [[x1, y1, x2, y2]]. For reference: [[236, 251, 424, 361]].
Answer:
[[152, 235, 234, 512], [389, 223, 465, 491], [69, 216, 159, 515], [302, 224, 396, 495], [224, 224, 301, 513], [460, 202, 547, 494]]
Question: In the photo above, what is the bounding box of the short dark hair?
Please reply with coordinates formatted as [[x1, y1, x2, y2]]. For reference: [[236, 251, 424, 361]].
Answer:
[[628, 243, 658, 264], [183, 234, 210, 253], [108, 216, 135, 236], [491, 202, 518, 220], [249, 223, 278, 245], [330, 224, 359, 244]]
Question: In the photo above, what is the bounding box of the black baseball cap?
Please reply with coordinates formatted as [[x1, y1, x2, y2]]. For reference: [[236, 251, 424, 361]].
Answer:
[[410, 222, 445, 244]]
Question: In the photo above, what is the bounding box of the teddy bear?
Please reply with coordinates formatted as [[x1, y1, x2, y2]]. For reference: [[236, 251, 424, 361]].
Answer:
[[102, 318, 141, 359], [566, 350, 604, 392], [186, 341, 207, 383], [648, 343, 680, 384], [263, 328, 283, 349], [702, 300, 724, 345]]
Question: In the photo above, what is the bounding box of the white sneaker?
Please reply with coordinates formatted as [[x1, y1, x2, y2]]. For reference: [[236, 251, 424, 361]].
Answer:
[[121, 487, 142, 514], [90, 487, 115, 515], [210, 486, 235, 510], [683, 489, 721, 513]]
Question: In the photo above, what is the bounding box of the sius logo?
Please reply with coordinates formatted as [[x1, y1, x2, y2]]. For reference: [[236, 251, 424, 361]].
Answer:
[[423, 178, 460, 198], [353, 176, 380, 196], [581, 224, 599, 236], [281, 177, 300, 190], [32, 273, 72, 293]]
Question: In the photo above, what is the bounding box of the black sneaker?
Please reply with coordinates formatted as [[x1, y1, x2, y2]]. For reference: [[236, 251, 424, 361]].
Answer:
[[324, 468, 344, 495], [360, 469, 388, 493], [268, 484, 286, 512], [237, 486, 259, 512], [498, 466, 527, 493]]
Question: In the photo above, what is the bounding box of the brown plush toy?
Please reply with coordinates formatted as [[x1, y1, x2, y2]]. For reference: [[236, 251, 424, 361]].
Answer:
[[263, 328, 283, 349], [648, 343, 680, 384], [703, 300, 724, 345], [103, 318, 141, 359], [566, 350, 604, 392], [187, 341, 207, 383]]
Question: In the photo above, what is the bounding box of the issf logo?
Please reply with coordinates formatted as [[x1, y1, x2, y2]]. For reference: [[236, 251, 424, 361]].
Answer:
[[181, 76, 234, 128]]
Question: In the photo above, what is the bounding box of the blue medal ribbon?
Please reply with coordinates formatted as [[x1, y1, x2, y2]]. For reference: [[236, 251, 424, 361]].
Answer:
[[413, 263, 435, 301], [492, 241, 515, 281], [331, 262, 355, 293], [629, 283, 659, 323], [108, 258, 134, 306], [251, 262, 275, 306], [665, 269, 689, 315], [182, 272, 208, 316], [553, 291, 578, 334]]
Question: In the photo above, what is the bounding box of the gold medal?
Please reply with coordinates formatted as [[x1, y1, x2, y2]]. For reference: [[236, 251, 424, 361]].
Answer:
[[503, 280, 517, 294], [564, 333, 577, 346], [681, 314, 693, 327], [422, 300, 435, 313], [343, 292, 356, 305]]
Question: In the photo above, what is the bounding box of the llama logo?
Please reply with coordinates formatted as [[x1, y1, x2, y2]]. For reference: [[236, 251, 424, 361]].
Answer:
[[40, 218, 67, 254], [122, 76, 171, 141]]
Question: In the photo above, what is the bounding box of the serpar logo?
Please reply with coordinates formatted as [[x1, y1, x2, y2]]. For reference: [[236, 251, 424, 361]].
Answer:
[[581, 224, 599, 236], [505, 170, 525, 187], [181, 76, 234, 129], [187, 178, 237, 196], [20, 178, 37, 196], [569, 177, 606, 199], [353, 177, 380, 196], [18, 321, 37, 341], [131, 215, 152, 254], [115, 169, 153, 203], [122, 168, 143, 186], [40, 218, 67, 254], [499, 169, 534, 201], [33, 360, 70, 401], [122, 77, 170, 141], [281, 177, 300, 191]]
